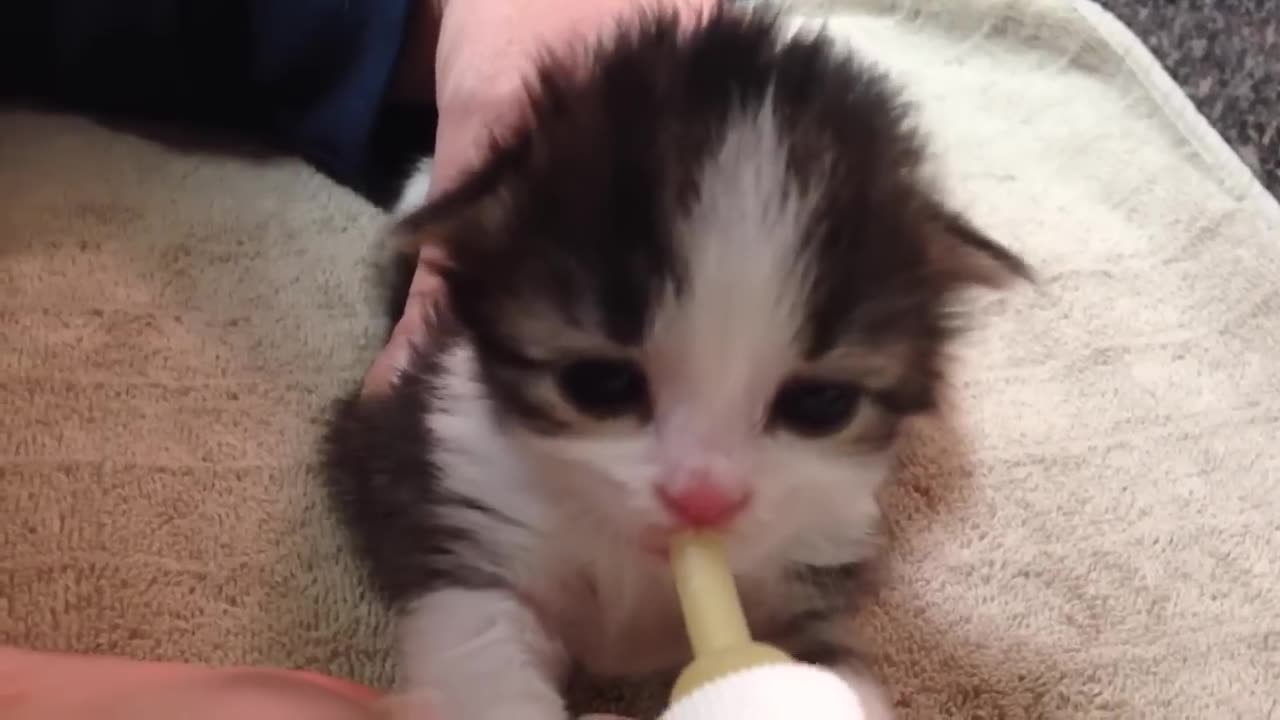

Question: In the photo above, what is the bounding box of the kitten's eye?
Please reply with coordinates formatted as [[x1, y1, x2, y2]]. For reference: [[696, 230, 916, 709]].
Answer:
[[557, 358, 648, 418], [771, 380, 860, 436]]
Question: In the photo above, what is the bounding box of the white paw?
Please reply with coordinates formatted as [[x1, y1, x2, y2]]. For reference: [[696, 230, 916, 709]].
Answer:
[[841, 671, 895, 720]]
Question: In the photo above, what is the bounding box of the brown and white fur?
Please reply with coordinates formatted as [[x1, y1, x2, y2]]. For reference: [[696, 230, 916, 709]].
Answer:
[[325, 7, 1029, 720]]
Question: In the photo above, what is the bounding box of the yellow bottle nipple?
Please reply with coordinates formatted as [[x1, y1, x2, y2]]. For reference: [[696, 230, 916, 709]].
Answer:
[[667, 530, 794, 702]]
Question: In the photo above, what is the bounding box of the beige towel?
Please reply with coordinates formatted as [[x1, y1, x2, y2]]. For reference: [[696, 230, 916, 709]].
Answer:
[[2, 0, 1277, 716]]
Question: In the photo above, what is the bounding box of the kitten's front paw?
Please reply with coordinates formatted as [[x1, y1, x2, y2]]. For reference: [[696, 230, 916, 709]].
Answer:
[[839, 669, 895, 720]]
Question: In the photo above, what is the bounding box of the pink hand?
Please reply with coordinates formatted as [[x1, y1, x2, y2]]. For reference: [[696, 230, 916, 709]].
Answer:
[[0, 649, 382, 720]]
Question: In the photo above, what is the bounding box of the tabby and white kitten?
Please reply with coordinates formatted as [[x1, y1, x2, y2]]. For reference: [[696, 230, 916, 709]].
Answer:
[[325, 7, 1028, 720]]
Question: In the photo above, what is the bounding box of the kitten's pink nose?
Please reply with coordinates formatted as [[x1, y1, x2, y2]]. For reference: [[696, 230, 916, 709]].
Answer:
[[657, 473, 749, 528]]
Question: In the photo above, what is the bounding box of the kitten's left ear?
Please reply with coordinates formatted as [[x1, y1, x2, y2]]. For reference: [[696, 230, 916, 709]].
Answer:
[[924, 201, 1033, 289]]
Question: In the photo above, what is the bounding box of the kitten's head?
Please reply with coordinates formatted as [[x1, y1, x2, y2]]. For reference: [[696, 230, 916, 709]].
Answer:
[[395, 9, 1029, 560]]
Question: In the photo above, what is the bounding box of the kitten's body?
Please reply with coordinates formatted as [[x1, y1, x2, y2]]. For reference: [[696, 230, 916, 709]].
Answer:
[[326, 7, 1027, 720]]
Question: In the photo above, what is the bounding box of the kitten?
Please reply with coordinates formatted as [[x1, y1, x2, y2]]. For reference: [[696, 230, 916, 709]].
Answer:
[[324, 7, 1029, 720]]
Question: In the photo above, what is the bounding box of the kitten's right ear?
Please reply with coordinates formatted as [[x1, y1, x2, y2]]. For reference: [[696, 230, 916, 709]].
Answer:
[[388, 163, 514, 259], [389, 185, 512, 259]]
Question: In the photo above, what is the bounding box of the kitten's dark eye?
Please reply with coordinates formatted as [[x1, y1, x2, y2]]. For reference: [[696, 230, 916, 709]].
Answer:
[[771, 380, 861, 436], [557, 358, 648, 418]]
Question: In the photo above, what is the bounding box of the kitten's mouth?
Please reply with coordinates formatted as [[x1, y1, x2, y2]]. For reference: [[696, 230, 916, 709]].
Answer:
[[639, 524, 741, 559]]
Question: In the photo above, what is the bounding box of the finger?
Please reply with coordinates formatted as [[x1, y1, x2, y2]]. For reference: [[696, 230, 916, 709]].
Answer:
[[361, 261, 445, 398]]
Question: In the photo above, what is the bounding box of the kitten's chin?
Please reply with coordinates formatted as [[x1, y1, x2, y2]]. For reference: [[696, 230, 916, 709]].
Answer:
[[638, 530, 676, 560]]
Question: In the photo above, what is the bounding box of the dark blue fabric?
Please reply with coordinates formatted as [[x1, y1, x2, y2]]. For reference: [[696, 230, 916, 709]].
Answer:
[[245, 0, 410, 189], [1, 0, 431, 205]]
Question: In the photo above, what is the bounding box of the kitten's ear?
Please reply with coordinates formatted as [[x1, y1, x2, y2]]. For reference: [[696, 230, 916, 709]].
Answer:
[[388, 166, 514, 259], [925, 201, 1033, 289]]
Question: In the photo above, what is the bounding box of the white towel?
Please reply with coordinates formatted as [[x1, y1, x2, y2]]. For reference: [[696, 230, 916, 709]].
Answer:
[[778, 0, 1280, 716]]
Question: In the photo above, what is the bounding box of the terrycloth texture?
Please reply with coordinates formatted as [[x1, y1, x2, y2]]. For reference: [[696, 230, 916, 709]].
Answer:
[[0, 123, 396, 676], [1092, 0, 1280, 196], [2, 0, 1278, 717]]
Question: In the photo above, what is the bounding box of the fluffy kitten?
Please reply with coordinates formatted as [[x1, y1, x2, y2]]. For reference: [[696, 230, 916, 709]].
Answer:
[[325, 7, 1029, 720]]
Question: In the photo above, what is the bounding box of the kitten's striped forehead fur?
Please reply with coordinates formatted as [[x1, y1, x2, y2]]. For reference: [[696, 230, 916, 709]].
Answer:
[[398, 7, 1027, 459]]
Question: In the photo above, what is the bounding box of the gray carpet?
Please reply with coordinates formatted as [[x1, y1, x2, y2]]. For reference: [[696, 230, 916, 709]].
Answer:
[[1094, 0, 1279, 197]]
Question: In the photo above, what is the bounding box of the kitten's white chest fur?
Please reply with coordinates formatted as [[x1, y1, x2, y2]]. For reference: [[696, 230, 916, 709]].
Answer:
[[535, 538, 689, 675]]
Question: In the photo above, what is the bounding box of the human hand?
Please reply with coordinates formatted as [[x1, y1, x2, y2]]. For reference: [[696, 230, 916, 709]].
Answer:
[[0, 648, 384, 720], [361, 0, 718, 397]]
